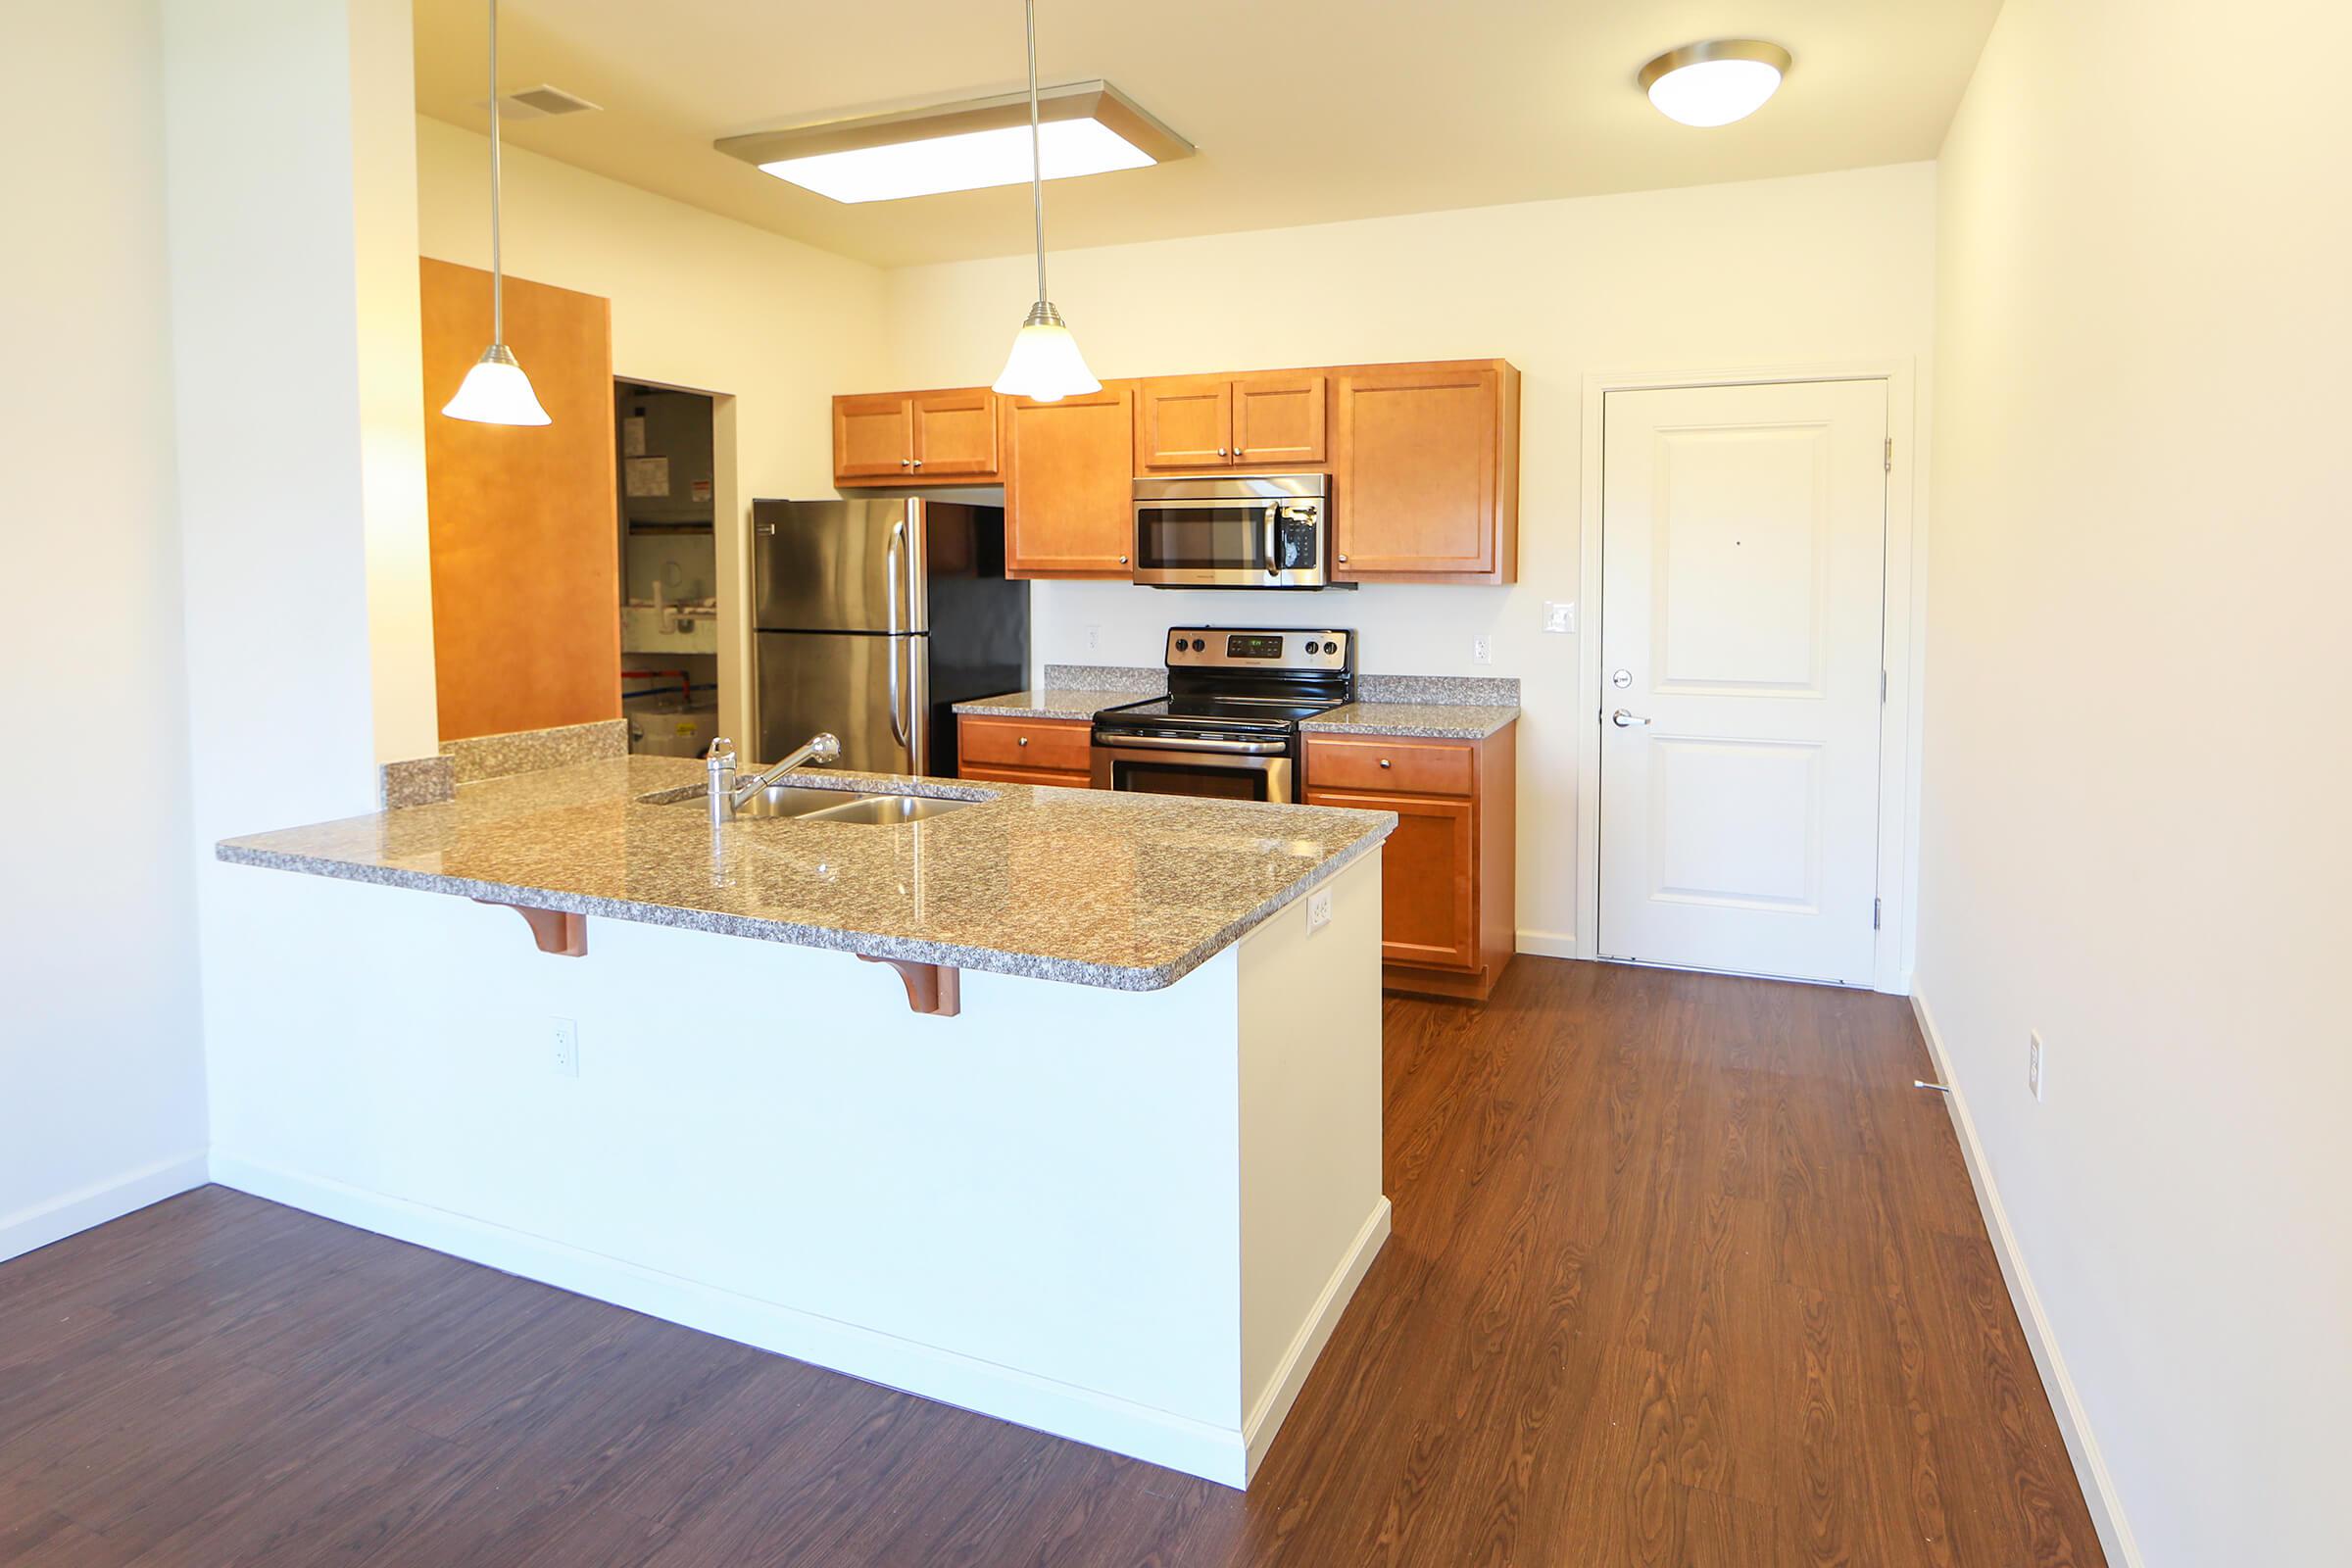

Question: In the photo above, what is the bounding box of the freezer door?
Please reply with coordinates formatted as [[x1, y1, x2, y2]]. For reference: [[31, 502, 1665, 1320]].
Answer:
[[751, 499, 928, 633], [754, 630, 928, 776]]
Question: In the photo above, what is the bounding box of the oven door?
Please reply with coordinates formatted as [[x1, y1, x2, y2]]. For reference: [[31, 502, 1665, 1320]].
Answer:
[[1132, 498, 1328, 589], [1090, 732, 1298, 803]]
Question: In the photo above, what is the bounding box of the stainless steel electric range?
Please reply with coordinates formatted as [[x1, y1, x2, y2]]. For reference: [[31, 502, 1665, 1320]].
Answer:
[[1090, 626, 1356, 804]]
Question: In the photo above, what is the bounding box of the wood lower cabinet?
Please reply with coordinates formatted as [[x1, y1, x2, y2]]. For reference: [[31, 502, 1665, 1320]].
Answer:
[[1304, 723, 1516, 1001], [956, 713, 1095, 788], [832, 388, 1000, 484], [1003, 385, 1136, 578], [1334, 364, 1519, 583]]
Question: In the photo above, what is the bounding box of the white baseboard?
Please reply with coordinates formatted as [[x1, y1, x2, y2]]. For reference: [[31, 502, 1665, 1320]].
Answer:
[[0, 1151, 210, 1265], [1241, 1197, 1391, 1482], [1909, 993, 2143, 1568], [1514, 929, 1577, 959], [211, 1153, 1256, 1485]]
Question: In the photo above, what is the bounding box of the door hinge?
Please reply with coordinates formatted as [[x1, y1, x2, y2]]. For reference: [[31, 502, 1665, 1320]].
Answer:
[[1874, 897, 1883, 930], [1884, 436, 1893, 471]]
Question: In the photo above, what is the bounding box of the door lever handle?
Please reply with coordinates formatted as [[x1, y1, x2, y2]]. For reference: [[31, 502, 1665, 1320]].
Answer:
[[1610, 710, 1652, 728]]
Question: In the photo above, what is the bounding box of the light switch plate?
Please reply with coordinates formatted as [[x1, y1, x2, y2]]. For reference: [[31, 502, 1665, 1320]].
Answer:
[[1544, 601, 1575, 634]]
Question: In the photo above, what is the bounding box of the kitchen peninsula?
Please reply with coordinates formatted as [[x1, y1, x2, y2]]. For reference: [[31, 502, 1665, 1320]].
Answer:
[[214, 745, 1395, 1487]]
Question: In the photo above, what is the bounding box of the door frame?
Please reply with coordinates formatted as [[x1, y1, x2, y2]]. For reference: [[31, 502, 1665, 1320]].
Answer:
[[1574, 360, 1924, 995]]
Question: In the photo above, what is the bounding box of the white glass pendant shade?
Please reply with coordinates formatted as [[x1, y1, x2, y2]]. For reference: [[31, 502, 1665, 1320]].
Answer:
[[993, 304, 1100, 402], [1639, 41, 1791, 128], [442, 344, 551, 425]]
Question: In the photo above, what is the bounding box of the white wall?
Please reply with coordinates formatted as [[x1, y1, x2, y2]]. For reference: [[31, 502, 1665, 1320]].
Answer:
[[883, 165, 1937, 951], [414, 117, 891, 747], [1922, 2, 2352, 1563], [0, 0, 210, 1256]]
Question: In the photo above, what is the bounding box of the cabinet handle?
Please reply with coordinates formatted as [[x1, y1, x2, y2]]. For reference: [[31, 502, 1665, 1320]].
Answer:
[[1018, 736, 1030, 747], [1337, 553, 1348, 564], [1119, 554, 1129, 564], [899, 458, 913, 466], [1379, 758, 1392, 768], [911, 459, 923, 468], [1218, 447, 1229, 457]]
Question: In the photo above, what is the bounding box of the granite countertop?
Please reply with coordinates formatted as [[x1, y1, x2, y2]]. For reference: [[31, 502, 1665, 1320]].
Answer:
[[950, 689, 1149, 722], [954, 689, 1518, 740], [217, 757, 1394, 992], [1301, 703, 1519, 740]]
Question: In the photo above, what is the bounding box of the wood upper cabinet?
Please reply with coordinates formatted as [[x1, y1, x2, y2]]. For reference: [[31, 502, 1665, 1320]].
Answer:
[[1232, 372, 1327, 464], [1304, 723, 1517, 1002], [834, 394, 913, 480], [1136, 376, 1232, 468], [828, 357, 1516, 581], [909, 389, 999, 477], [1003, 383, 1136, 577], [1136, 372, 1328, 468], [832, 388, 1000, 484], [1334, 363, 1519, 582]]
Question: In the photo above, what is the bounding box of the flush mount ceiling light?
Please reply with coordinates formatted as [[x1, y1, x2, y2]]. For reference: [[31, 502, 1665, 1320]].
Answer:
[[442, 0, 550, 425], [1639, 39, 1792, 127], [714, 79, 1192, 204]]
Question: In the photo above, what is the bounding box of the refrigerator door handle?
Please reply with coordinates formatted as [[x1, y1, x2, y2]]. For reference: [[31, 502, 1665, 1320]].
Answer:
[[888, 635, 909, 751], [885, 517, 907, 635]]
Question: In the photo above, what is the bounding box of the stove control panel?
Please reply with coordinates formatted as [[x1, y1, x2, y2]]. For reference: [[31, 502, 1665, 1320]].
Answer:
[[1165, 626, 1354, 671]]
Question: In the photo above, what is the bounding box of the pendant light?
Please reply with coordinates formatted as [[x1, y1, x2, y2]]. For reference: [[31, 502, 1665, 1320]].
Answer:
[[992, 0, 1100, 403], [442, 0, 550, 425]]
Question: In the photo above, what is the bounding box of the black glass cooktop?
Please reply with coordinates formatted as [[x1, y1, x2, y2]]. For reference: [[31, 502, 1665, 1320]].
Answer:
[[1096, 695, 1342, 730]]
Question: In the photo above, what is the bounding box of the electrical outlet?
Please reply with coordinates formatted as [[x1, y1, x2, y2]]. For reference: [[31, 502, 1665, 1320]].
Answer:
[[1306, 886, 1334, 933], [551, 1016, 579, 1078], [1544, 600, 1576, 634], [1084, 623, 1102, 654], [2028, 1030, 2043, 1102], [1472, 635, 1494, 665]]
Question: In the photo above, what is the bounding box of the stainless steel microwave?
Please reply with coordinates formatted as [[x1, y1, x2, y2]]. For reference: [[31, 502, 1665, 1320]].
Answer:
[[1131, 473, 1331, 589]]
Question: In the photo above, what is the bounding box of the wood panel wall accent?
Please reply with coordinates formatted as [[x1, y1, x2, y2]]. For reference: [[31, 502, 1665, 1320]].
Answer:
[[419, 258, 620, 742]]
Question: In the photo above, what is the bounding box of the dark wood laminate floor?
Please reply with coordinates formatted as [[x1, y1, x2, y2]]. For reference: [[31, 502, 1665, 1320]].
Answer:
[[0, 958, 2105, 1567]]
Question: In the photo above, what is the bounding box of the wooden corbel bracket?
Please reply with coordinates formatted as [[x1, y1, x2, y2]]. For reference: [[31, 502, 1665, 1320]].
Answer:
[[858, 954, 961, 1016], [475, 899, 587, 957]]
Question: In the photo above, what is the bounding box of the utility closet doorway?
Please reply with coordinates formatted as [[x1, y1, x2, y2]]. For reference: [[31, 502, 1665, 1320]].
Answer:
[[615, 381, 722, 757]]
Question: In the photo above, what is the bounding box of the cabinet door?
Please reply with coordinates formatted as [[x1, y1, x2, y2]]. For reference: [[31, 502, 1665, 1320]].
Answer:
[[1306, 787, 1478, 970], [910, 389, 999, 479], [834, 394, 912, 479], [1136, 376, 1233, 469], [1333, 368, 1506, 579], [1004, 385, 1137, 577], [1232, 372, 1327, 464]]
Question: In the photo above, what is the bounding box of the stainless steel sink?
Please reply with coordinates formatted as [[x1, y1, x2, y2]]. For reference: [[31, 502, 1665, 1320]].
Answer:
[[691, 784, 977, 824]]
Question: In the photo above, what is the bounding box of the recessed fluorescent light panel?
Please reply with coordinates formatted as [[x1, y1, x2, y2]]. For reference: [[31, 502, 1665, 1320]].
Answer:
[[716, 80, 1193, 204]]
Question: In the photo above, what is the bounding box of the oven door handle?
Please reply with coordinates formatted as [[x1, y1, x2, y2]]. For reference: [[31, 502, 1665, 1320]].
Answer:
[[1094, 732, 1292, 756]]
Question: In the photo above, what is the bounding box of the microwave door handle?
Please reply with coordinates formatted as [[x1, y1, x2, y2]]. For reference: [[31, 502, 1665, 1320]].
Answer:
[[1264, 504, 1280, 577]]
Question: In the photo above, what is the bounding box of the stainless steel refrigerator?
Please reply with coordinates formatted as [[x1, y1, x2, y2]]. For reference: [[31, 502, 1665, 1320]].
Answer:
[[750, 498, 1028, 776]]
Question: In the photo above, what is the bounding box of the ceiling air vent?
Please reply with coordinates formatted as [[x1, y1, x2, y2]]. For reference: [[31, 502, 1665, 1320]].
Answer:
[[490, 84, 602, 121]]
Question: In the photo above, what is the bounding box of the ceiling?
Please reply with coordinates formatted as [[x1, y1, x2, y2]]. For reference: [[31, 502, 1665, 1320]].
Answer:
[[412, 0, 2000, 270]]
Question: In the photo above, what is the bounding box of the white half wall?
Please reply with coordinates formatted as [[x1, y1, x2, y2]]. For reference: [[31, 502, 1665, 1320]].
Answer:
[[414, 116, 893, 748], [1923, 2, 2352, 1563], [881, 165, 1938, 952], [0, 0, 210, 1258]]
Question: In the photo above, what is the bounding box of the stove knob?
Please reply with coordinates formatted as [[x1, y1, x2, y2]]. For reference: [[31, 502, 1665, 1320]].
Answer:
[[1303, 641, 1320, 655], [1192, 638, 1207, 652]]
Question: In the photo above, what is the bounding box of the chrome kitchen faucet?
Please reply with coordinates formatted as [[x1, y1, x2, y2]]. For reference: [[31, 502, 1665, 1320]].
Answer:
[[707, 733, 841, 825]]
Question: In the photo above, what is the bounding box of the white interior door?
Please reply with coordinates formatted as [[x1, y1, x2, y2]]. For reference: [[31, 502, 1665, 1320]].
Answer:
[[1597, 380, 1887, 985]]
